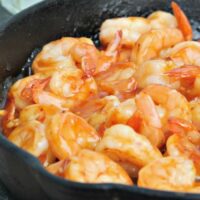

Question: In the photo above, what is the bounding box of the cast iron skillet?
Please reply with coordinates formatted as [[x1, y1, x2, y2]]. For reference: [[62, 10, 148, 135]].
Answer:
[[0, 0, 200, 199]]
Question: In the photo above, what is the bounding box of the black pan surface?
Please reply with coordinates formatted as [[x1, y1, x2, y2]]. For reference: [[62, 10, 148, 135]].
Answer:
[[0, 0, 200, 199]]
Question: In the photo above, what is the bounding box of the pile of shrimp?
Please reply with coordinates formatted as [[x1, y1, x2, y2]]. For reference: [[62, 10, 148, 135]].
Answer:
[[2, 1, 200, 193]]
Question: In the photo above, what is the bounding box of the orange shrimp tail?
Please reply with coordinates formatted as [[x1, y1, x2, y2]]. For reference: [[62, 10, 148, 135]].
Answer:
[[171, 1, 193, 41], [21, 77, 50, 103], [165, 65, 200, 79], [168, 117, 194, 134], [106, 30, 122, 56]]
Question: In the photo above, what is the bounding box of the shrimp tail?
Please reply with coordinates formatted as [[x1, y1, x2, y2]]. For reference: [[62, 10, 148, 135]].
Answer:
[[171, 1, 192, 41], [165, 65, 200, 79], [168, 117, 194, 134], [106, 30, 122, 56], [21, 77, 51, 103]]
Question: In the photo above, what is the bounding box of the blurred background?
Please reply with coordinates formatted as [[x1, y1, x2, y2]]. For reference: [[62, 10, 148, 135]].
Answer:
[[1, 0, 43, 14]]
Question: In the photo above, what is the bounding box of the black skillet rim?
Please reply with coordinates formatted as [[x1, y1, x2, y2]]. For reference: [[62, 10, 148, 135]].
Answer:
[[0, 0, 199, 199]]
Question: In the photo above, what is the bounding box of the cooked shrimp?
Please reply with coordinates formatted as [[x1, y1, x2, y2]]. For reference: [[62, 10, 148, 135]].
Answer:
[[160, 41, 200, 66], [46, 112, 100, 160], [64, 149, 133, 185], [32, 37, 93, 74], [134, 59, 180, 89], [8, 74, 49, 110], [10, 75, 69, 111], [142, 84, 191, 123], [171, 1, 192, 41], [128, 85, 191, 147], [166, 118, 200, 174], [100, 17, 151, 47], [82, 96, 136, 134], [71, 31, 122, 77], [138, 157, 196, 191], [100, 10, 177, 48], [8, 120, 48, 158], [147, 11, 177, 29], [95, 62, 137, 100], [49, 68, 98, 108], [128, 92, 165, 147], [96, 124, 162, 177], [131, 28, 184, 65], [19, 104, 61, 123], [165, 65, 200, 99], [190, 98, 200, 131]]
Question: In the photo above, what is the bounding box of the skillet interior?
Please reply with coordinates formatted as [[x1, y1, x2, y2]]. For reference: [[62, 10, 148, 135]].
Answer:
[[0, 0, 200, 199]]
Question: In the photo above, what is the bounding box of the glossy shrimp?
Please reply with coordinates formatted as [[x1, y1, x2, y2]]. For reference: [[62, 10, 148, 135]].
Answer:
[[138, 156, 196, 192], [160, 41, 200, 66], [131, 28, 184, 65], [64, 149, 133, 185], [19, 104, 61, 123], [95, 62, 137, 100], [32, 37, 93, 74], [76, 96, 136, 135], [70, 30, 122, 77], [147, 11, 177, 29], [49, 68, 98, 109], [128, 84, 191, 147], [96, 124, 162, 177], [100, 11, 177, 47], [8, 74, 49, 110], [165, 65, 200, 99], [134, 59, 180, 89], [128, 91, 165, 147], [8, 120, 48, 158], [166, 118, 200, 174], [46, 111, 100, 160]]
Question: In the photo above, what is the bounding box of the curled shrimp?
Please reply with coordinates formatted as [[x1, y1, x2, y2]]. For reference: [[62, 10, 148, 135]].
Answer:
[[49, 68, 98, 108], [96, 124, 162, 177], [32, 37, 93, 74], [46, 111, 100, 160], [190, 98, 200, 131], [142, 84, 191, 123], [131, 28, 184, 65], [134, 59, 180, 89], [19, 104, 61, 123], [8, 74, 49, 110], [171, 1, 192, 41], [128, 92, 165, 147], [160, 41, 200, 66], [100, 17, 151, 47], [8, 120, 48, 158], [64, 149, 133, 185], [166, 118, 200, 175], [128, 84, 191, 147], [165, 65, 200, 99], [100, 11, 177, 48], [138, 156, 196, 192], [71, 31, 122, 77], [76, 96, 136, 135], [95, 62, 137, 100]]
